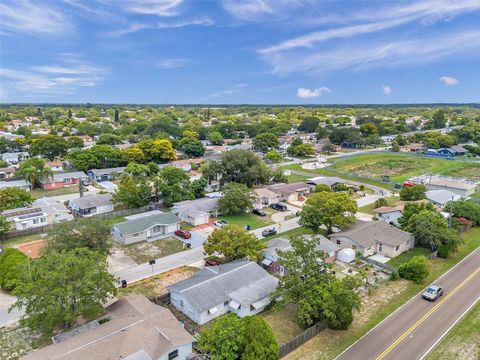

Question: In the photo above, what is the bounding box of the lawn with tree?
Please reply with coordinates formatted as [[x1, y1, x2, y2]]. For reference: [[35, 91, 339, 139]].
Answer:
[[219, 182, 256, 215]]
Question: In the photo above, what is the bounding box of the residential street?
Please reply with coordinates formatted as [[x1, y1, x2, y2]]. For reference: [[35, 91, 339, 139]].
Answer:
[[336, 247, 480, 360]]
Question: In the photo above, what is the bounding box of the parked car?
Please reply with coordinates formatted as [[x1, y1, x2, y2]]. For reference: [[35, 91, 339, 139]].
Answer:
[[174, 229, 192, 239], [422, 285, 444, 301], [262, 227, 277, 237], [252, 209, 266, 217], [205, 258, 220, 266], [270, 203, 287, 211], [214, 220, 228, 228]]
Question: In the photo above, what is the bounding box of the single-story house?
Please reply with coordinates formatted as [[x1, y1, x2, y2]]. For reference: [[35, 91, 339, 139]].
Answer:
[[23, 295, 195, 360], [87, 167, 126, 182], [267, 182, 313, 202], [306, 176, 345, 189], [2, 207, 47, 231], [45, 161, 64, 172], [330, 221, 414, 258], [39, 171, 88, 190], [374, 204, 404, 226], [68, 193, 114, 217], [437, 145, 468, 157], [172, 197, 219, 226], [168, 260, 278, 325], [426, 189, 464, 207], [399, 143, 425, 152], [0, 179, 32, 191], [0, 167, 16, 180], [169, 158, 203, 172], [0, 152, 29, 165], [33, 197, 74, 223], [253, 188, 280, 209], [408, 174, 479, 197], [112, 212, 181, 245]]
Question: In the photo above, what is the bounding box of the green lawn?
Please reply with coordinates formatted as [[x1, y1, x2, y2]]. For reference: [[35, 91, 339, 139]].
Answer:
[[387, 247, 432, 268], [122, 237, 186, 264], [286, 173, 311, 183], [358, 196, 398, 215], [30, 186, 82, 199], [426, 301, 480, 360], [218, 212, 274, 230]]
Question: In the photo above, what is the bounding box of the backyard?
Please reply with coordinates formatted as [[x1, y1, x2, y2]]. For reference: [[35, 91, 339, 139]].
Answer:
[[29, 186, 82, 199], [386, 247, 432, 268], [357, 196, 398, 215], [121, 237, 186, 264]]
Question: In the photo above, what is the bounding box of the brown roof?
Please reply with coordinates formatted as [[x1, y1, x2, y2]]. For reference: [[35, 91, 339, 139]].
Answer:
[[374, 204, 404, 214], [267, 182, 312, 196], [46, 161, 63, 166], [23, 295, 194, 360]]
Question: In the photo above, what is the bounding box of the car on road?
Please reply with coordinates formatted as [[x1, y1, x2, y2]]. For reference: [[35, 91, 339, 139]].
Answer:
[[252, 208, 266, 217], [214, 220, 228, 228], [270, 203, 287, 212], [205, 258, 221, 266], [422, 285, 444, 301], [262, 227, 277, 237], [174, 229, 192, 239]]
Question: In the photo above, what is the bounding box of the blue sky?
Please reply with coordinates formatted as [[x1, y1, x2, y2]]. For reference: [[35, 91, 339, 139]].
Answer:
[[0, 0, 479, 104]]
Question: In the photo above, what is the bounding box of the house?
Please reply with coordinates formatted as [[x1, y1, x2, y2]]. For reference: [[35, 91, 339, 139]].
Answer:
[[2, 207, 47, 231], [267, 182, 313, 202], [33, 197, 74, 223], [0, 167, 16, 180], [253, 188, 280, 209], [45, 161, 64, 172], [23, 295, 194, 360], [1, 152, 29, 165], [39, 171, 88, 190], [262, 235, 339, 275], [68, 193, 114, 217], [306, 176, 345, 189], [168, 261, 278, 325], [437, 145, 469, 157], [169, 158, 203, 172], [374, 204, 404, 226], [399, 143, 425, 152], [172, 197, 219, 226], [0, 179, 32, 191], [112, 213, 181, 245], [87, 167, 126, 182], [330, 221, 414, 258], [426, 189, 463, 208], [409, 174, 478, 197]]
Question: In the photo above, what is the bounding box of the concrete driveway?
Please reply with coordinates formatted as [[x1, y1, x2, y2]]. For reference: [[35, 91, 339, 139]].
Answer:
[[0, 291, 24, 327], [175, 232, 206, 248]]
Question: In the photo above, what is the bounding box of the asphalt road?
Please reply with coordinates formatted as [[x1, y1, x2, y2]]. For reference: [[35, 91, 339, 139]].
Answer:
[[337, 247, 480, 360]]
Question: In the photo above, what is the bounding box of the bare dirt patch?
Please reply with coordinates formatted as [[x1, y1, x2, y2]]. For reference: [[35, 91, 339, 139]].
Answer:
[[344, 159, 424, 178], [0, 325, 42, 360], [121, 237, 186, 264]]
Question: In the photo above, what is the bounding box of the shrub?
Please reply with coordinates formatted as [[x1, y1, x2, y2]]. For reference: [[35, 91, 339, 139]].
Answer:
[[398, 256, 430, 283], [0, 248, 28, 292], [375, 198, 388, 208], [400, 184, 426, 201], [315, 184, 332, 193], [389, 272, 400, 281]]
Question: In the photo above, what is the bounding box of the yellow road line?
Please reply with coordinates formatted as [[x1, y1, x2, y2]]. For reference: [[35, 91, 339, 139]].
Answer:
[[375, 266, 480, 360]]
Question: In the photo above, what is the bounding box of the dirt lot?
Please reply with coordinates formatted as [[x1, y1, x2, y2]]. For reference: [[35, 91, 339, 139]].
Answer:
[[0, 326, 42, 360], [345, 158, 424, 178], [283, 279, 410, 360], [263, 304, 304, 345], [117, 266, 198, 299], [121, 237, 186, 264]]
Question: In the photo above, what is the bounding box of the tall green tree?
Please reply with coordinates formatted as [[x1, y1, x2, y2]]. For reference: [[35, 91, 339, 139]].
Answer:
[[444, 200, 480, 226], [179, 136, 205, 157], [400, 184, 426, 201], [300, 192, 357, 234], [204, 225, 266, 261], [17, 158, 53, 187], [0, 216, 10, 234], [208, 131, 224, 145], [252, 133, 279, 152], [220, 150, 270, 187], [0, 248, 28, 291], [12, 248, 116, 336], [113, 175, 151, 208], [29, 134, 68, 160], [155, 166, 194, 206], [219, 182, 256, 215], [0, 187, 35, 211]]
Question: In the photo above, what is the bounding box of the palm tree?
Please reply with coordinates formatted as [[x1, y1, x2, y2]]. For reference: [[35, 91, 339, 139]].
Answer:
[[17, 158, 53, 188]]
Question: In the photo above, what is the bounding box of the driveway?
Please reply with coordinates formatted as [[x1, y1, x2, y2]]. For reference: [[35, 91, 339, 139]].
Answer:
[[108, 247, 137, 273], [175, 232, 206, 248], [251, 216, 301, 238], [356, 194, 380, 207], [0, 291, 24, 327]]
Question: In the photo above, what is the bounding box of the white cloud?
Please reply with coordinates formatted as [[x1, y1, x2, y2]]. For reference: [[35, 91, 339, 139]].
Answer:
[[223, 0, 274, 20], [157, 58, 189, 69], [125, 0, 183, 17], [440, 76, 459, 86], [381, 85, 392, 95], [297, 86, 331, 98], [0, 0, 72, 36]]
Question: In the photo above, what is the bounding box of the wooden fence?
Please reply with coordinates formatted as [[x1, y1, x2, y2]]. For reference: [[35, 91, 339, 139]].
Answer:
[[75, 204, 160, 220], [0, 225, 51, 241], [279, 322, 327, 358]]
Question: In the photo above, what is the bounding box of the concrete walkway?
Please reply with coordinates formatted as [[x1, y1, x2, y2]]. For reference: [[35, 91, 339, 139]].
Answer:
[[0, 291, 23, 327]]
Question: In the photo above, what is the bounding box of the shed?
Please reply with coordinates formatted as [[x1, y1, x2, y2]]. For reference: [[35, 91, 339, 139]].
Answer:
[[337, 248, 356, 263]]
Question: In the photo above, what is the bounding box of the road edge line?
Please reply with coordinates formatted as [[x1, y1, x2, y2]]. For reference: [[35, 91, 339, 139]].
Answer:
[[334, 247, 480, 360], [418, 295, 480, 360]]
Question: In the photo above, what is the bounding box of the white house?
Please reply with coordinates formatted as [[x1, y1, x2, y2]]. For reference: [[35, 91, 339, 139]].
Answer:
[[426, 189, 464, 208], [253, 188, 280, 209], [33, 197, 74, 224], [2, 207, 47, 231], [0, 179, 32, 192], [172, 197, 219, 226], [168, 261, 278, 325], [68, 193, 114, 217]]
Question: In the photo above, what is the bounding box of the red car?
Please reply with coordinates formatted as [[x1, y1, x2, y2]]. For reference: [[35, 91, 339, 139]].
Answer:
[[205, 259, 220, 266], [174, 229, 192, 239]]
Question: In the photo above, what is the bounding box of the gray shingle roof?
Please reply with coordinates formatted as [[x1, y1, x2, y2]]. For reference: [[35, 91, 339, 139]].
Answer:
[[330, 221, 413, 247], [167, 261, 278, 312], [173, 197, 219, 212], [88, 167, 126, 176], [0, 179, 31, 189], [49, 171, 88, 182], [70, 193, 113, 209], [426, 189, 462, 206], [113, 213, 181, 235]]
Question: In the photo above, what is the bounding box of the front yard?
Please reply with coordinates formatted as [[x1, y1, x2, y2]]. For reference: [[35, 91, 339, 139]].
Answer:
[[121, 237, 186, 264], [218, 210, 275, 230]]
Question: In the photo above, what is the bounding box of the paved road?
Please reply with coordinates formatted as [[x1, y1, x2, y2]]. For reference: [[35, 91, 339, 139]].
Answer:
[[337, 247, 480, 360], [0, 291, 24, 327]]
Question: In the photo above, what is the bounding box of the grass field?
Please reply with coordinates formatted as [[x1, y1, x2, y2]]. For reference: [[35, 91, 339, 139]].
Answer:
[[283, 227, 480, 360], [426, 301, 480, 360], [358, 196, 398, 215], [286, 173, 311, 183], [218, 211, 275, 230], [387, 247, 432, 268]]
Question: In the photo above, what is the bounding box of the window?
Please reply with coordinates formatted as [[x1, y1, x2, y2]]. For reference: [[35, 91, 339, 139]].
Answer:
[[168, 350, 178, 360], [132, 233, 139, 237], [224, 300, 229, 306], [33, 219, 39, 224], [336, 240, 341, 245], [41, 218, 46, 223]]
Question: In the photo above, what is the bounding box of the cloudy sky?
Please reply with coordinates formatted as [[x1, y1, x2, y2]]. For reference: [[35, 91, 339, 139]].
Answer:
[[0, 0, 479, 104]]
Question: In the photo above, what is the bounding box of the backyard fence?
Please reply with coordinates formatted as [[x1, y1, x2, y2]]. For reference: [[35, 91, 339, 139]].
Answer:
[[360, 256, 397, 273], [77, 204, 160, 220], [279, 322, 327, 358], [0, 225, 51, 241]]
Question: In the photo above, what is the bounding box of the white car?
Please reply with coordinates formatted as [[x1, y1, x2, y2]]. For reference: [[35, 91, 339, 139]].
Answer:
[[214, 220, 228, 228]]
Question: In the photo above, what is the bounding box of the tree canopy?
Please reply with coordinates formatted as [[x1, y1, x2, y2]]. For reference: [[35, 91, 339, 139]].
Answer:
[[252, 133, 279, 152], [400, 185, 427, 201], [113, 174, 151, 208], [0, 248, 28, 292], [29, 134, 68, 160], [0, 187, 35, 212], [219, 182, 256, 215]]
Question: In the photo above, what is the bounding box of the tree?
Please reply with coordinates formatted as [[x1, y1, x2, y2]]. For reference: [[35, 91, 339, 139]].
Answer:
[[197, 314, 279, 360], [180, 136, 205, 157], [147, 161, 160, 176], [68, 149, 101, 172], [17, 158, 53, 187], [288, 143, 315, 156], [0, 216, 10, 234], [315, 184, 332, 193], [432, 109, 447, 129], [391, 140, 400, 152], [204, 225, 266, 261], [398, 256, 430, 283], [97, 134, 122, 145], [0, 187, 34, 211], [43, 219, 112, 255], [12, 248, 116, 336], [300, 192, 357, 234], [220, 150, 270, 187], [264, 150, 283, 162], [113, 175, 151, 208], [208, 131, 224, 145], [219, 183, 256, 215], [155, 166, 194, 206], [298, 117, 320, 133], [321, 140, 337, 154], [374, 198, 388, 208], [123, 146, 145, 164], [395, 134, 407, 146], [29, 134, 67, 160], [125, 162, 149, 176], [0, 248, 28, 291], [400, 184, 426, 201], [444, 200, 480, 226], [66, 136, 84, 149], [252, 133, 279, 152], [114, 109, 120, 123], [271, 168, 287, 183], [398, 202, 436, 228], [136, 139, 176, 163], [191, 178, 207, 198]]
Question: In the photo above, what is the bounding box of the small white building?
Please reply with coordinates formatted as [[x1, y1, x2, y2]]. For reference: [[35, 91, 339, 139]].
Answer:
[[2, 207, 47, 231], [68, 193, 114, 217], [426, 189, 464, 208]]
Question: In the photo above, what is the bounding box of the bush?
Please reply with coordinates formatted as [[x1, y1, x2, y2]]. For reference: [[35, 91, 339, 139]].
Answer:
[[400, 185, 426, 201], [398, 256, 430, 283], [389, 272, 400, 281], [0, 248, 28, 292], [375, 198, 388, 208], [315, 184, 332, 193]]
